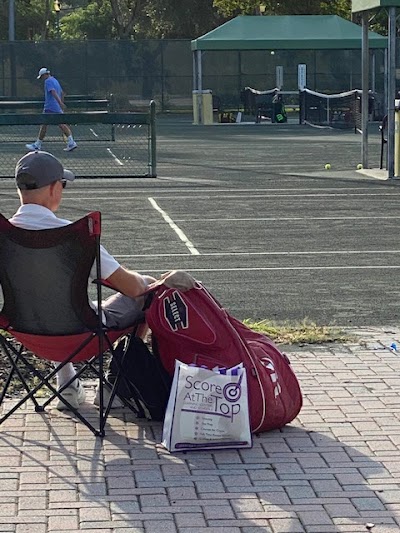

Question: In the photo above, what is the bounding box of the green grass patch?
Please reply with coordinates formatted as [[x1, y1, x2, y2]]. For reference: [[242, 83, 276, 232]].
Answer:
[[243, 318, 351, 345]]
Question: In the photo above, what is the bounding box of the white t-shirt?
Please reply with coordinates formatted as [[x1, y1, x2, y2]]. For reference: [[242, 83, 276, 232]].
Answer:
[[9, 204, 121, 280]]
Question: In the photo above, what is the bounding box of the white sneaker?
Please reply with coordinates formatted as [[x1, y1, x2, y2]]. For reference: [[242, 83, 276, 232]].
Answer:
[[64, 141, 77, 152], [55, 379, 86, 411], [25, 141, 41, 151], [93, 384, 124, 409]]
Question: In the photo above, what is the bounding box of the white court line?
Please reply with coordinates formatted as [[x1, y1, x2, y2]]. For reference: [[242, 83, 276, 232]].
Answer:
[[51, 191, 400, 201], [151, 192, 400, 200], [90, 128, 99, 138], [24, 186, 388, 197], [137, 265, 400, 273], [148, 197, 200, 256], [106, 148, 123, 166], [156, 176, 223, 185], [113, 250, 400, 259], [172, 215, 400, 223], [59, 187, 390, 194]]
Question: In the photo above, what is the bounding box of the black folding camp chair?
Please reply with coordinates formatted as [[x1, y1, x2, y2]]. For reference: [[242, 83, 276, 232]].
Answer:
[[0, 211, 143, 437]]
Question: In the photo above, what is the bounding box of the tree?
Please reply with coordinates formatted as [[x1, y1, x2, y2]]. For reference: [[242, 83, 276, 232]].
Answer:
[[61, 1, 114, 40], [213, 0, 352, 18], [4, 0, 373, 42], [140, 0, 225, 39], [53, 0, 225, 40], [110, 0, 144, 39], [0, 0, 55, 41]]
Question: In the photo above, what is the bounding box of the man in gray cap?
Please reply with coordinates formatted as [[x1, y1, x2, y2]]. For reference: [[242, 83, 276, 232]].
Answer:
[[9, 151, 196, 411], [25, 67, 77, 153]]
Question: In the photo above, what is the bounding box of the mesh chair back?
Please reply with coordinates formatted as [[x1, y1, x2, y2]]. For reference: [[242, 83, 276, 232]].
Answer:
[[0, 213, 100, 335]]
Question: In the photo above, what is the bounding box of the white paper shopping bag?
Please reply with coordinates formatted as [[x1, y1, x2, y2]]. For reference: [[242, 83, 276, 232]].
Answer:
[[162, 360, 252, 452]]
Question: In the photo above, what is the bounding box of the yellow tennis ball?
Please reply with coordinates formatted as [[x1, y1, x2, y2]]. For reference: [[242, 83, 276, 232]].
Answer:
[[357, 163, 363, 170], [325, 163, 331, 170]]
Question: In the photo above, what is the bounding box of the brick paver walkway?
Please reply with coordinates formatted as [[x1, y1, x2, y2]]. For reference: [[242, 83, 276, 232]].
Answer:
[[1, 327, 400, 533]]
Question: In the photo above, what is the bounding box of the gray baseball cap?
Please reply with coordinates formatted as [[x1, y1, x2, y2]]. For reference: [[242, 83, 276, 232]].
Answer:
[[15, 151, 75, 190]]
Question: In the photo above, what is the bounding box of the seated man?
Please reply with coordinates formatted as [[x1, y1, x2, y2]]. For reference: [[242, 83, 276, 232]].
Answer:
[[10, 150, 196, 410]]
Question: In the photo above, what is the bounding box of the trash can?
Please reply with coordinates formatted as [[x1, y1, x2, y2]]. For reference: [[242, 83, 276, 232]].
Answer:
[[192, 89, 213, 125]]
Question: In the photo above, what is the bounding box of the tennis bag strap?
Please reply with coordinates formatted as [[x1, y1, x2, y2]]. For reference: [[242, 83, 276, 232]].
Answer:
[[145, 283, 302, 433]]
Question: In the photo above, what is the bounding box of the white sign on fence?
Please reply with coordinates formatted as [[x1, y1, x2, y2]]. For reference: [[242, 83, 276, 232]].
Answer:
[[298, 64, 307, 90], [276, 66, 283, 89]]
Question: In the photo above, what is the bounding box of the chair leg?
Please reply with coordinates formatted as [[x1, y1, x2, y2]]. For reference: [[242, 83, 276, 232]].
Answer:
[[0, 337, 44, 413], [0, 335, 107, 437], [103, 334, 146, 420], [0, 327, 144, 438]]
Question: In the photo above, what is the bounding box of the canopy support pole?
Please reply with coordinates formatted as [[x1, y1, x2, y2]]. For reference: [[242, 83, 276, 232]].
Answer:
[[387, 7, 396, 179], [193, 50, 203, 123], [361, 12, 369, 169]]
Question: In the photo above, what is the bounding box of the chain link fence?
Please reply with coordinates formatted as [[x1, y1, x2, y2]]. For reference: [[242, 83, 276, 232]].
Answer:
[[0, 40, 388, 115]]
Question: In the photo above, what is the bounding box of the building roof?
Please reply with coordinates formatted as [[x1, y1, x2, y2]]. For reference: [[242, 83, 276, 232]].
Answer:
[[353, 0, 400, 12], [191, 15, 387, 51]]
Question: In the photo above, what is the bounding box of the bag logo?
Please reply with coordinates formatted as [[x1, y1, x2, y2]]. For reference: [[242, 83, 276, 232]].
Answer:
[[259, 357, 282, 398], [163, 291, 188, 331], [184, 372, 243, 421], [223, 373, 243, 403]]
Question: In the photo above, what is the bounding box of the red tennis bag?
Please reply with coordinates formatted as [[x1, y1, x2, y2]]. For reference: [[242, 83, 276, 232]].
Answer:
[[145, 283, 302, 433]]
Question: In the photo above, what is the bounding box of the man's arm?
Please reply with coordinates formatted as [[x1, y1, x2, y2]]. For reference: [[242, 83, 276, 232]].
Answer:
[[106, 267, 196, 298], [50, 89, 66, 109], [106, 266, 155, 298]]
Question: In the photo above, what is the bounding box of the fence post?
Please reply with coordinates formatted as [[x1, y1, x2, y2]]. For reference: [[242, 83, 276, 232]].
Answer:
[[109, 93, 115, 141]]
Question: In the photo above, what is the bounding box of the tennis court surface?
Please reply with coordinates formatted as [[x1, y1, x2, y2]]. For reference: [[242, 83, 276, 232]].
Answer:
[[0, 116, 398, 327]]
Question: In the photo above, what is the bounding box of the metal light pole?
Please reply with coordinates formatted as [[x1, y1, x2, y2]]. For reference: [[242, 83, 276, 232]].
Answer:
[[8, 0, 15, 41], [9, 0, 16, 96]]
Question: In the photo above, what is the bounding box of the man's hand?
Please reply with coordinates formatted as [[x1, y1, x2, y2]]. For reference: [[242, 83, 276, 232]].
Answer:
[[160, 270, 196, 291]]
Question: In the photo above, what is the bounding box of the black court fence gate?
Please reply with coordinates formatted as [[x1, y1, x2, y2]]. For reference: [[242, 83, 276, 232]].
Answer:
[[0, 101, 157, 178]]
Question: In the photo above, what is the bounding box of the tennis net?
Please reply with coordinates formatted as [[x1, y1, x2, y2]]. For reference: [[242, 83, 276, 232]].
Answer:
[[240, 87, 280, 121], [0, 97, 111, 113], [0, 102, 156, 178], [299, 88, 362, 131]]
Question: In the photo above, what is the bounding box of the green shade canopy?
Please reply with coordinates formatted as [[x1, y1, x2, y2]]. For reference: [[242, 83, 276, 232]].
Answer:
[[191, 15, 387, 51], [352, 0, 400, 12]]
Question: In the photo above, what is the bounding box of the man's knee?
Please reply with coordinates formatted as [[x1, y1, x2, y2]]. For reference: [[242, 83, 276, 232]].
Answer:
[[102, 292, 144, 328]]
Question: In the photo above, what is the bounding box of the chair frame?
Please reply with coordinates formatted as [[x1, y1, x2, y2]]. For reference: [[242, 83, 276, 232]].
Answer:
[[0, 211, 143, 437]]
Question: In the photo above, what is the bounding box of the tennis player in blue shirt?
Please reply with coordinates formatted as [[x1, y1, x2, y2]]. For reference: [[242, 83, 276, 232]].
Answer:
[[26, 67, 77, 152]]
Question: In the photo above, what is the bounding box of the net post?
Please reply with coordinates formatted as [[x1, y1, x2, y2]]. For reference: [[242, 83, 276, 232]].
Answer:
[[327, 99, 330, 126], [109, 93, 116, 142], [149, 100, 157, 177], [299, 90, 304, 125]]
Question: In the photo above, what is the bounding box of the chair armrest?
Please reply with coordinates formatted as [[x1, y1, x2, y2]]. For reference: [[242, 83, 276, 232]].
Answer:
[[92, 278, 116, 290]]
